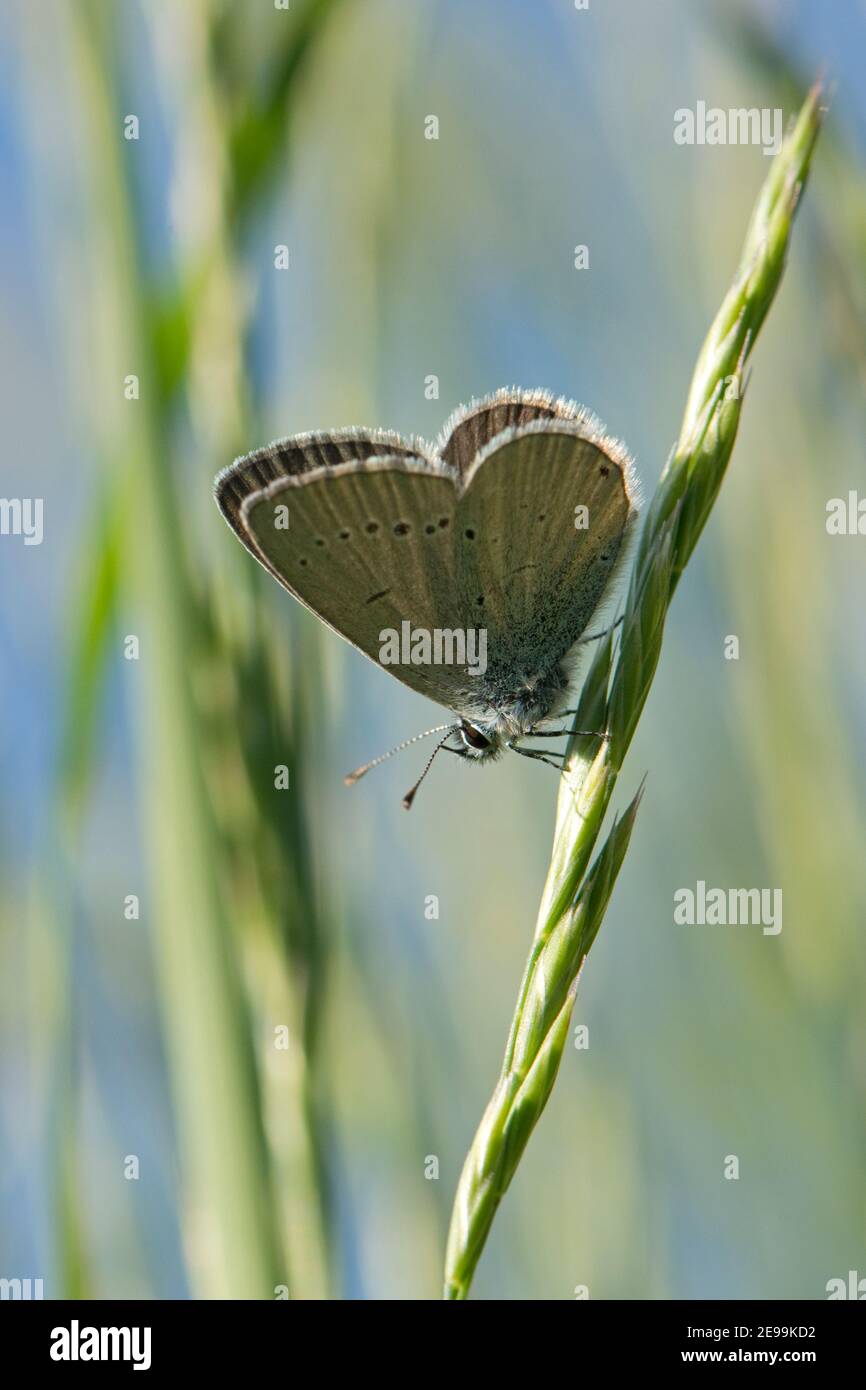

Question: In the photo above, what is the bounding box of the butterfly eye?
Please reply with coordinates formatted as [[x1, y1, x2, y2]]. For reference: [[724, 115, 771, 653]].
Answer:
[[461, 722, 490, 751]]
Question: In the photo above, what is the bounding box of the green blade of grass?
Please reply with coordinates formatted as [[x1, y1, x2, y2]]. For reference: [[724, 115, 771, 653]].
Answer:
[[72, 0, 284, 1298], [443, 81, 825, 1301]]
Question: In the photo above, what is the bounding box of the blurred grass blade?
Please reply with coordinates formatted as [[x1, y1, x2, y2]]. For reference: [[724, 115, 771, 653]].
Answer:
[[226, 0, 348, 218], [59, 478, 122, 825], [72, 1, 284, 1297]]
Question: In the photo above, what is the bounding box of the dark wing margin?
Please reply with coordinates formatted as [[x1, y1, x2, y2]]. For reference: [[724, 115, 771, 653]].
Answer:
[[437, 387, 590, 478], [215, 428, 425, 537]]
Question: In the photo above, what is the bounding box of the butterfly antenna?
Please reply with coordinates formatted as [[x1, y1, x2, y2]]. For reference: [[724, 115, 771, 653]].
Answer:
[[344, 723, 457, 788], [402, 731, 457, 811]]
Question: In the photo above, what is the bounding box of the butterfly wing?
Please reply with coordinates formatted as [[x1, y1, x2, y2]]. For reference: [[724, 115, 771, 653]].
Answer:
[[215, 428, 424, 590], [451, 415, 639, 700], [232, 452, 489, 710], [215, 398, 639, 720], [437, 386, 579, 477]]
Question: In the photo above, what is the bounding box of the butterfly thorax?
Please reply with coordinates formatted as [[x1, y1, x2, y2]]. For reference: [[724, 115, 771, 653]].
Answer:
[[471, 661, 567, 729], [457, 661, 568, 760]]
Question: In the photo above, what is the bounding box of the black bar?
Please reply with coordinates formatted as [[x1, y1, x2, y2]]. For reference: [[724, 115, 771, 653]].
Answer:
[[1, 1297, 861, 1373]]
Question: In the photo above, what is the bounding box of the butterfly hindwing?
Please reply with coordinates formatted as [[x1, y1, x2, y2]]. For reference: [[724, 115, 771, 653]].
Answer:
[[438, 388, 577, 477], [453, 419, 637, 690]]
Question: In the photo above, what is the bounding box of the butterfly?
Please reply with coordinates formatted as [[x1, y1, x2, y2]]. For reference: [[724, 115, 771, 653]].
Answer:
[[214, 387, 639, 806]]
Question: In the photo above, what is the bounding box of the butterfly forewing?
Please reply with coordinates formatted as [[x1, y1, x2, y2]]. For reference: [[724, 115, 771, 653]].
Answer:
[[215, 429, 425, 592], [240, 459, 484, 709]]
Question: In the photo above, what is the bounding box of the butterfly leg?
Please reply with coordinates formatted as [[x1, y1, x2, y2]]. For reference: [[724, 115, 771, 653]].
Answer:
[[506, 742, 565, 773], [576, 614, 624, 646], [523, 726, 610, 740]]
